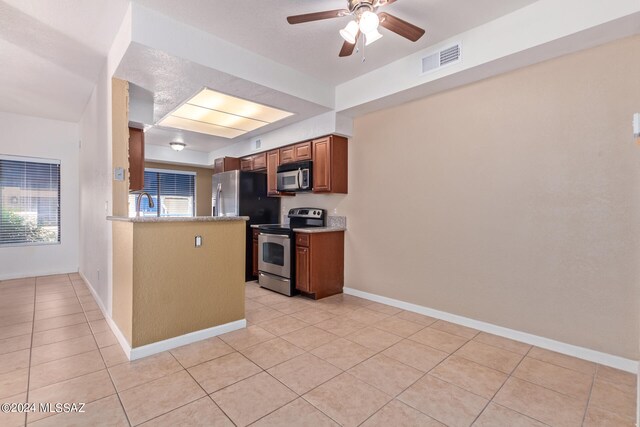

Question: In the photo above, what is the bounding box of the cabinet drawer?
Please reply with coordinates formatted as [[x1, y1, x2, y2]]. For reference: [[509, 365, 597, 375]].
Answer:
[[296, 234, 310, 247], [294, 141, 312, 161], [252, 152, 267, 170], [252, 228, 260, 239]]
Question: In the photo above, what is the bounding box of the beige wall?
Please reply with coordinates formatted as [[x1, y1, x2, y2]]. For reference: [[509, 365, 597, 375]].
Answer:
[[288, 35, 640, 359], [112, 220, 245, 347], [145, 162, 214, 217]]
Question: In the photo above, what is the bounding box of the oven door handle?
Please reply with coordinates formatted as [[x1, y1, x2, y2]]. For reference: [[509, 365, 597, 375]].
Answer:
[[259, 233, 289, 239]]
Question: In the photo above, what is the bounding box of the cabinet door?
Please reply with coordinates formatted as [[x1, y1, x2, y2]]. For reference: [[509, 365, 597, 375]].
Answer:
[[240, 158, 253, 171], [296, 246, 310, 293], [252, 239, 259, 277], [266, 150, 279, 196], [252, 152, 267, 170], [213, 158, 224, 175], [128, 127, 145, 191], [312, 137, 331, 192], [279, 146, 295, 164], [294, 141, 312, 161]]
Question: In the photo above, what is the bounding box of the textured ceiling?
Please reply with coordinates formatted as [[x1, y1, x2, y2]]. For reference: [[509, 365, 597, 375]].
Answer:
[[0, 0, 129, 121], [133, 0, 539, 85], [116, 43, 330, 152]]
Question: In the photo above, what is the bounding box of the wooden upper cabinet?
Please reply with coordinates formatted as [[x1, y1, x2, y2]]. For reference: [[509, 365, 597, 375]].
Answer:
[[279, 146, 295, 165], [213, 157, 240, 175], [294, 141, 312, 161], [240, 157, 253, 171], [312, 135, 348, 194], [279, 141, 312, 165], [128, 127, 144, 191], [252, 152, 267, 170], [266, 150, 280, 196]]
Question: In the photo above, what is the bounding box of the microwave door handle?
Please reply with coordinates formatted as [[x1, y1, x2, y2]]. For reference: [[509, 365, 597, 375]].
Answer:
[[297, 168, 302, 190]]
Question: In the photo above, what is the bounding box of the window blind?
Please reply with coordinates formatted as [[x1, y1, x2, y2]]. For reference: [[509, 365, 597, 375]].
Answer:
[[0, 155, 61, 246], [128, 169, 195, 217]]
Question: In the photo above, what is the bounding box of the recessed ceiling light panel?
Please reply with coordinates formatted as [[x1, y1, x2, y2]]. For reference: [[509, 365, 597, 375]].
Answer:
[[157, 88, 294, 139]]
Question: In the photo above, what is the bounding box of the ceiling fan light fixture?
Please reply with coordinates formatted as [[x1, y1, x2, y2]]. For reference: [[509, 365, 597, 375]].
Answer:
[[358, 10, 379, 34], [365, 28, 383, 45], [340, 20, 359, 44]]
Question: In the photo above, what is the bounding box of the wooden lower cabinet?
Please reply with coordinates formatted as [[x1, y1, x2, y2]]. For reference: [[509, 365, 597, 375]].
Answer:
[[295, 231, 344, 299]]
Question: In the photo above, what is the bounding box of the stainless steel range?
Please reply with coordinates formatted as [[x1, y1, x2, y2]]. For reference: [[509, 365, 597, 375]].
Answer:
[[258, 208, 325, 296]]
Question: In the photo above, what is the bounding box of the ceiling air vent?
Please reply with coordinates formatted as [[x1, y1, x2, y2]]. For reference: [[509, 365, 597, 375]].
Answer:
[[421, 42, 462, 74]]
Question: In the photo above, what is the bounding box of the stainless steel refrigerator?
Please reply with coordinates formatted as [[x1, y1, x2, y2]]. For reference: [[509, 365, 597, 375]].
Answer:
[[212, 170, 280, 281]]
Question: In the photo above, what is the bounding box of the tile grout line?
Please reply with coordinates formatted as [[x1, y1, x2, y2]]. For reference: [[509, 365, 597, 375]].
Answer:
[[21, 277, 36, 427], [468, 341, 533, 426], [580, 364, 598, 425], [69, 274, 133, 427], [168, 351, 240, 427]]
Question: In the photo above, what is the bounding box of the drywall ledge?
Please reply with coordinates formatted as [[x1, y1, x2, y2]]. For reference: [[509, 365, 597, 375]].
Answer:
[[344, 287, 638, 373]]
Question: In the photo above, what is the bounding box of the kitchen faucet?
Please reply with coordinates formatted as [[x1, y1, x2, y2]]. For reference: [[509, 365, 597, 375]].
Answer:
[[135, 192, 154, 217]]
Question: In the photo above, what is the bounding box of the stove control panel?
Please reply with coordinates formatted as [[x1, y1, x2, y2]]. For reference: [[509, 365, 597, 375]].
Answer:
[[288, 207, 324, 219]]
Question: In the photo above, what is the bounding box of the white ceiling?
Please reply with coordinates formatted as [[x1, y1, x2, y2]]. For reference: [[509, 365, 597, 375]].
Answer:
[[0, 0, 129, 121], [133, 0, 539, 85]]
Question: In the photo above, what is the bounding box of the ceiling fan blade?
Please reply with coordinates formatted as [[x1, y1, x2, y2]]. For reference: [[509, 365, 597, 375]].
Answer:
[[378, 12, 425, 42], [339, 32, 360, 57], [287, 9, 347, 25]]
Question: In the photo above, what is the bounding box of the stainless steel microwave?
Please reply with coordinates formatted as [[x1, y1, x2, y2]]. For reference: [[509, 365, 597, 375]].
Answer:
[[277, 160, 312, 192]]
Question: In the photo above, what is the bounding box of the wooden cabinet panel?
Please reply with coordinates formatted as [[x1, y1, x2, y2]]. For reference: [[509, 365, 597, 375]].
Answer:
[[213, 157, 240, 175], [312, 137, 331, 192], [266, 150, 279, 196], [312, 136, 348, 194], [279, 146, 295, 165], [252, 152, 267, 170], [296, 234, 309, 247], [240, 158, 253, 171], [296, 246, 310, 293], [128, 127, 144, 191], [294, 141, 312, 161]]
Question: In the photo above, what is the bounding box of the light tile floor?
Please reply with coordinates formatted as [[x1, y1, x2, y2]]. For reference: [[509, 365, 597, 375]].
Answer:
[[0, 274, 636, 426]]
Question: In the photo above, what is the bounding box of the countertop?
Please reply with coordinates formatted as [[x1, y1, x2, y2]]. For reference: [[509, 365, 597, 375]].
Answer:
[[292, 227, 346, 234], [107, 216, 249, 223], [250, 224, 346, 233]]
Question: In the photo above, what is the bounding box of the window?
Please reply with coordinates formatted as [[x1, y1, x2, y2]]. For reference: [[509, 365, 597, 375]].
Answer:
[[0, 155, 61, 246], [128, 169, 196, 217]]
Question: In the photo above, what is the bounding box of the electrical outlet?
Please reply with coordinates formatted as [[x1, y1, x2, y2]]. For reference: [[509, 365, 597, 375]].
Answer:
[[195, 235, 202, 247]]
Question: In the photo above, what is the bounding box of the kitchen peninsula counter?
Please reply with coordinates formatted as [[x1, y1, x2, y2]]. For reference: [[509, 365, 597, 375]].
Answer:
[[108, 215, 247, 356]]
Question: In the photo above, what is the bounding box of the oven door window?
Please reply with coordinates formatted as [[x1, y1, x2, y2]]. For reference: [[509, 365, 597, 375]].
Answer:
[[262, 242, 285, 266]]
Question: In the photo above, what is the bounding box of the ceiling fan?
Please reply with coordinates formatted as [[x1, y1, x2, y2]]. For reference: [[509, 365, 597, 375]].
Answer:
[[286, 0, 425, 57]]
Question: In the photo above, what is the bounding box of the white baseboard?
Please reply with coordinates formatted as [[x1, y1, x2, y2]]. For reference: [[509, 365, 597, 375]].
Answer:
[[128, 319, 246, 361], [79, 271, 246, 361], [344, 287, 639, 373]]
